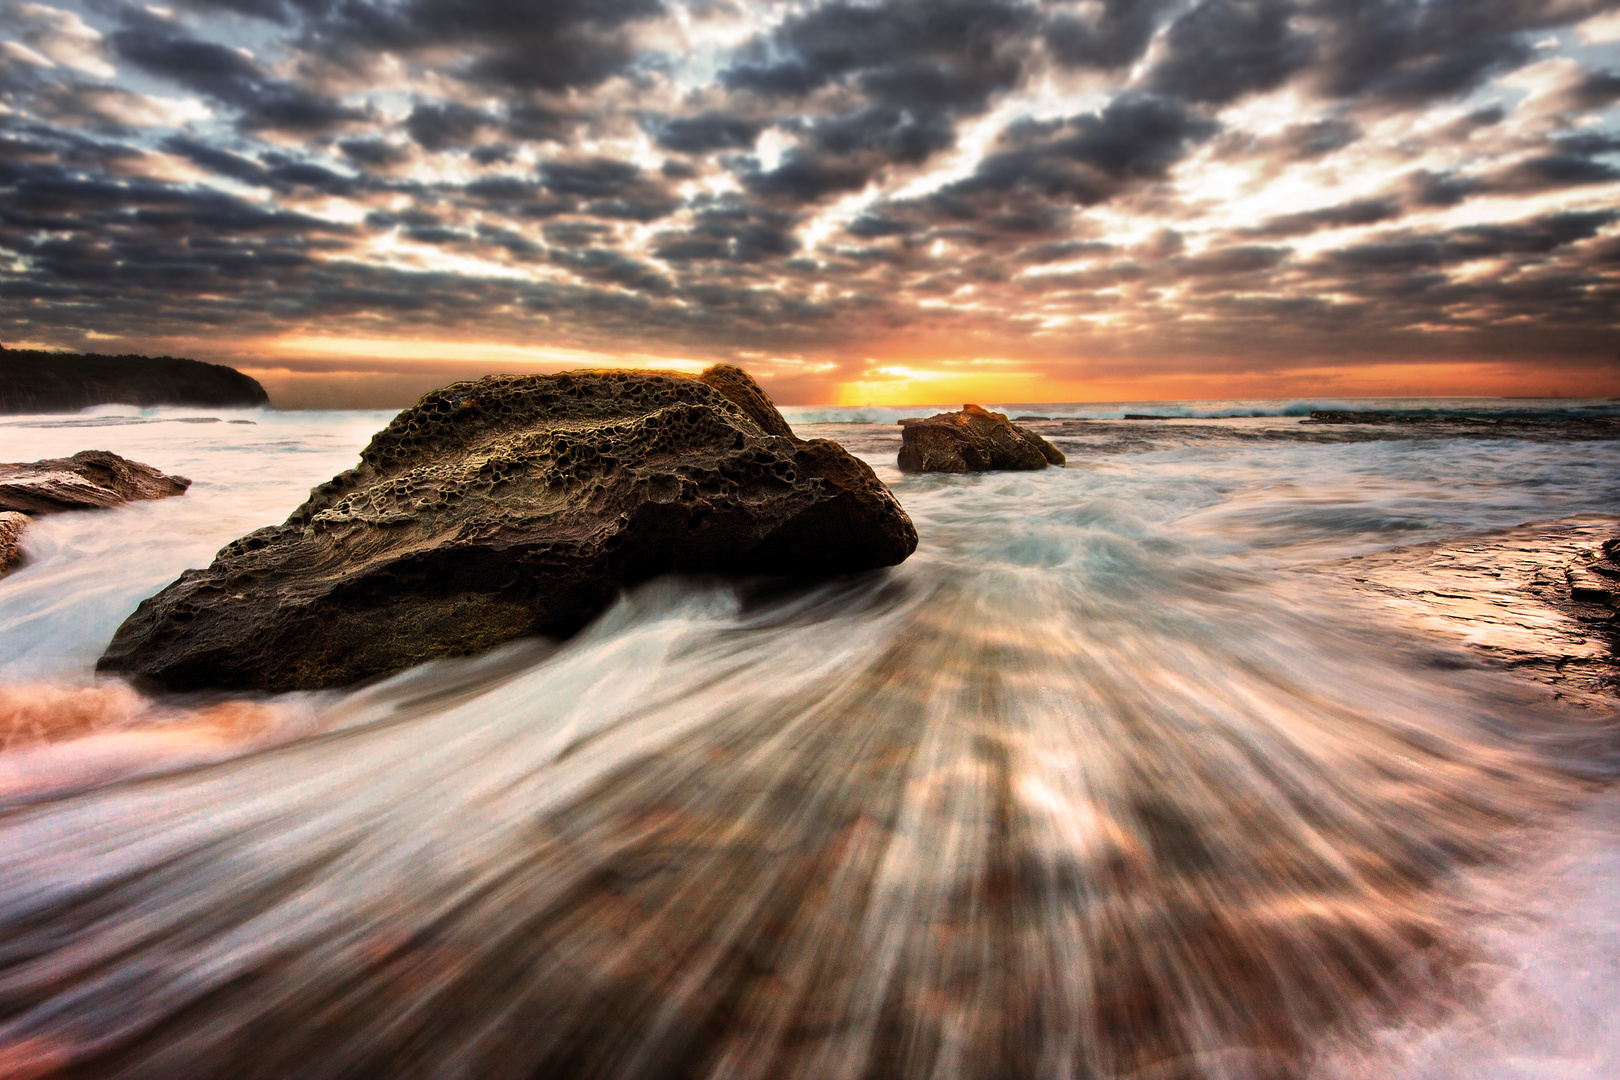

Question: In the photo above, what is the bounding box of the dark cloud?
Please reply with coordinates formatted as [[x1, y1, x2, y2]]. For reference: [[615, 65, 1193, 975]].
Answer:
[[22, 82, 146, 133], [1272, 118, 1364, 159], [469, 143, 517, 166], [472, 223, 541, 260], [719, 0, 1036, 193], [1403, 169, 1488, 208], [1491, 152, 1620, 192], [1244, 199, 1402, 238], [339, 138, 412, 168], [541, 221, 612, 248], [934, 95, 1218, 212], [652, 112, 766, 154], [1148, 0, 1315, 105], [306, 0, 665, 93], [111, 11, 370, 133], [0, 154, 360, 332], [161, 136, 271, 184], [742, 106, 956, 200], [161, 136, 363, 195], [1305, 0, 1615, 105], [539, 157, 644, 198], [460, 175, 574, 218], [549, 247, 673, 293], [365, 207, 444, 230], [652, 197, 799, 264], [1173, 245, 1291, 276], [537, 157, 677, 221], [845, 213, 920, 239], [1043, 0, 1173, 70], [723, 0, 1033, 110], [404, 102, 497, 151], [502, 102, 578, 143], [1319, 210, 1617, 272], [1010, 239, 1120, 265], [1213, 118, 1364, 165], [1548, 68, 1620, 114]]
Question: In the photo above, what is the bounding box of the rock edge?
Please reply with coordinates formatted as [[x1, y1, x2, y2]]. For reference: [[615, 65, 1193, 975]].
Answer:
[[99, 365, 918, 692], [897, 404, 1065, 473]]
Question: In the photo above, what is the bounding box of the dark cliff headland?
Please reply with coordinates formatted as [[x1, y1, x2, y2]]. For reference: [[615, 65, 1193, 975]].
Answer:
[[0, 348, 269, 413]]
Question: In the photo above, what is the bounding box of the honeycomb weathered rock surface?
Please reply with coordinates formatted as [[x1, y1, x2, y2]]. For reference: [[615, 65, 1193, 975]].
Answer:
[[897, 404, 1065, 473], [98, 366, 918, 691]]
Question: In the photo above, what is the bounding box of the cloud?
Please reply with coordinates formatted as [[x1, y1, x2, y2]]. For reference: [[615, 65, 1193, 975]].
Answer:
[[538, 156, 678, 220], [934, 94, 1219, 211], [111, 9, 370, 133], [7, 2, 115, 78], [1147, 0, 1315, 105], [304, 0, 665, 93], [1544, 66, 1620, 114], [30, 81, 211, 129], [404, 102, 497, 151], [1317, 209, 1616, 272], [723, 0, 1033, 111], [1303, 0, 1614, 105], [3, 0, 1619, 399], [651, 111, 765, 154], [740, 106, 957, 200], [1487, 134, 1620, 193], [652, 196, 799, 263], [719, 0, 1037, 193], [1044, 0, 1174, 70], [1243, 198, 1402, 238], [338, 136, 412, 168]]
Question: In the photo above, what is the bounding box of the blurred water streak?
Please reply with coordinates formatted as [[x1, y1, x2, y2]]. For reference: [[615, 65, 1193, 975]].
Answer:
[[0, 403, 1616, 1079]]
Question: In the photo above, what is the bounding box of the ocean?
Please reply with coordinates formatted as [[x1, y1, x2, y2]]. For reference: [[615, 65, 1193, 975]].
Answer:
[[1, 397, 1618, 1079]]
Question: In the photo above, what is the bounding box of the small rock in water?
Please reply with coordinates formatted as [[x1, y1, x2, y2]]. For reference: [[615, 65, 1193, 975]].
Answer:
[[0, 449, 190, 515], [897, 403, 1065, 473], [99, 365, 918, 692], [0, 511, 28, 572]]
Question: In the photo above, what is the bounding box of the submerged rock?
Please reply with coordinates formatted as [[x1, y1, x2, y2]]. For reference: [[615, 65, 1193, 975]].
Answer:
[[0, 449, 191, 514], [99, 366, 918, 692], [0, 511, 27, 572], [897, 404, 1065, 473], [0, 349, 268, 413]]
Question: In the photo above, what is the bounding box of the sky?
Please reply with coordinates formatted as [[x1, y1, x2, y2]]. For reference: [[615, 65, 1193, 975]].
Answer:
[[2, 0, 1619, 407]]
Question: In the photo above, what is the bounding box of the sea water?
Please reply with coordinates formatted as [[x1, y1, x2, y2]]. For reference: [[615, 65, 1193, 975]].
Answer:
[[0, 399, 1617, 1078]]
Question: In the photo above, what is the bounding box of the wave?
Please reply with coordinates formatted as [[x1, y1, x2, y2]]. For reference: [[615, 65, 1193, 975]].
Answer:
[[0, 550, 1611, 1078], [781, 398, 1620, 425], [3, 402, 1618, 1078]]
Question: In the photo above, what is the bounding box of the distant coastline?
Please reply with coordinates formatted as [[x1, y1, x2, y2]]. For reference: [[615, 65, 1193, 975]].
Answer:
[[0, 348, 269, 413]]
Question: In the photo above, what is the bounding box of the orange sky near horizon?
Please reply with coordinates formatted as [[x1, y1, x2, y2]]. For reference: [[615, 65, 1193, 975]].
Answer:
[[234, 354, 1620, 410], [20, 327, 1615, 409]]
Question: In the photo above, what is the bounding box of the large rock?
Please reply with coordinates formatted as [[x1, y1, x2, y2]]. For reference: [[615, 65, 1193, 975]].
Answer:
[[0, 349, 268, 413], [897, 404, 1065, 473], [98, 366, 918, 692], [0, 511, 27, 572], [0, 450, 191, 514]]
